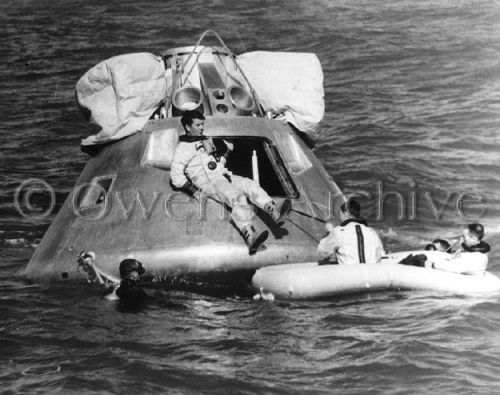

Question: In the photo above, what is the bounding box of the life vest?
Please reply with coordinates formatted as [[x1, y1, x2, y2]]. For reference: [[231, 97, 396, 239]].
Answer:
[[461, 241, 490, 254]]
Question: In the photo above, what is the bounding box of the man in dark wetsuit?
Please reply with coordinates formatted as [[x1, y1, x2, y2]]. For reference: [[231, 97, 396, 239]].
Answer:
[[78, 252, 165, 309], [115, 259, 152, 308]]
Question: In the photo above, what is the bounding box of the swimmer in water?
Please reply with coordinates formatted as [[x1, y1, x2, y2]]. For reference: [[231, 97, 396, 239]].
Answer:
[[77, 252, 151, 304], [114, 258, 152, 306]]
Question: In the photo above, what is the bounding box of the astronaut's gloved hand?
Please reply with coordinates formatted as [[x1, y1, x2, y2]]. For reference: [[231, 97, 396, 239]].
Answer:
[[202, 137, 216, 155], [181, 181, 198, 197]]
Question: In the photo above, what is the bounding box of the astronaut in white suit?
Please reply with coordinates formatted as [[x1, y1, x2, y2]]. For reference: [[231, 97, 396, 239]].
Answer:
[[171, 110, 291, 254]]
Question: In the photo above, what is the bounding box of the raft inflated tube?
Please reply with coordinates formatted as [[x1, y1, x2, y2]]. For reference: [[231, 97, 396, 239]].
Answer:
[[252, 251, 500, 299]]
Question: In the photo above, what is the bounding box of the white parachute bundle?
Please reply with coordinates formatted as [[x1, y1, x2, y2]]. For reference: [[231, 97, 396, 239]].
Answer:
[[237, 51, 324, 134], [76, 52, 167, 146]]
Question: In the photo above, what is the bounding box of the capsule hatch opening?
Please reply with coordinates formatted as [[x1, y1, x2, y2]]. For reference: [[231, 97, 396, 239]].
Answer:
[[222, 136, 299, 199]]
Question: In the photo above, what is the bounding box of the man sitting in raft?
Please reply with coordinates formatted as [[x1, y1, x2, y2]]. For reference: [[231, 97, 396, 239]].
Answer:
[[171, 110, 291, 254], [425, 238, 451, 252], [317, 200, 385, 264], [429, 223, 490, 276]]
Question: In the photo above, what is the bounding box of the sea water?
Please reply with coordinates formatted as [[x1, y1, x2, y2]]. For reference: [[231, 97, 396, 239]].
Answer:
[[1, 0, 500, 393]]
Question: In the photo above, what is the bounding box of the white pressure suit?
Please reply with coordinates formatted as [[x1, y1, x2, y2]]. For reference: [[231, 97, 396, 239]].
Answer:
[[432, 241, 490, 276], [317, 219, 385, 264], [170, 136, 273, 230], [432, 252, 488, 276]]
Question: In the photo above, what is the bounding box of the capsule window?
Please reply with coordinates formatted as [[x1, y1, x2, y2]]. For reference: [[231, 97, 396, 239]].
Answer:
[[142, 128, 179, 170], [278, 133, 313, 175], [79, 175, 116, 209]]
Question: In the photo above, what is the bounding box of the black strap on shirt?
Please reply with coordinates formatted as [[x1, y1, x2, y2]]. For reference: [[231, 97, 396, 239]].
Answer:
[[340, 218, 368, 227], [355, 224, 366, 264]]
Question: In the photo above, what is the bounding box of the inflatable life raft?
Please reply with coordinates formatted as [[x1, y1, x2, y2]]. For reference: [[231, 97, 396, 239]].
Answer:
[[251, 251, 500, 299]]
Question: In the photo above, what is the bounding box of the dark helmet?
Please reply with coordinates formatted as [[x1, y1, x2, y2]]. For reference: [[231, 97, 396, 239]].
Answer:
[[468, 223, 485, 240], [119, 258, 145, 278]]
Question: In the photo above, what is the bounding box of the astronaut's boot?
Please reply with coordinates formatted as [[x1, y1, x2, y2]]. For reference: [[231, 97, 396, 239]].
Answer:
[[263, 199, 292, 226], [242, 225, 269, 255]]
